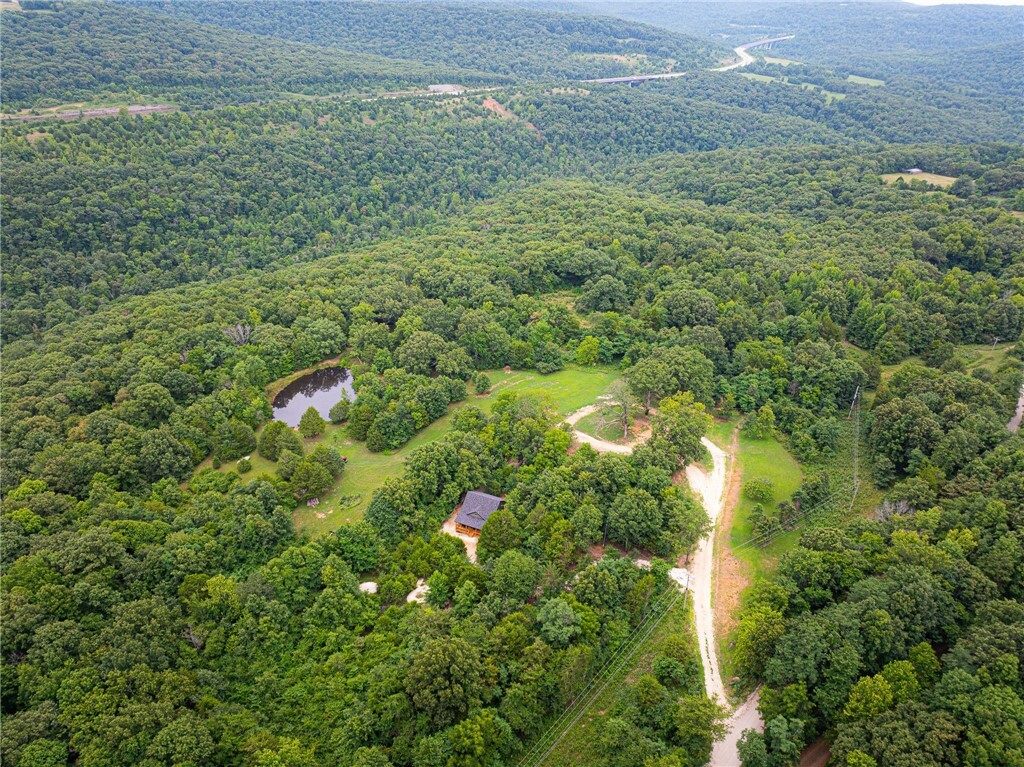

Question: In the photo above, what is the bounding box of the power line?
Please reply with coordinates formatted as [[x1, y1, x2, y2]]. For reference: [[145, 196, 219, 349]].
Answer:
[[516, 583, 687, 767], [731, 487, 847, 552], [735, 386, 864, 551], [848, 385, 861, 515]]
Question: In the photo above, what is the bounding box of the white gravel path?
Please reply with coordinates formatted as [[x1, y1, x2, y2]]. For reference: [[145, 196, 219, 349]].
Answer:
[[685, 437, 730, 707]]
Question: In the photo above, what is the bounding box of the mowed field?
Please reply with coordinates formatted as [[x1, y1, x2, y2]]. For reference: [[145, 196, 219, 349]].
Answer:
[[847, 74, 885, 86], [881, 171, 958, 188], [197, 365, 622, 535], [707, 420, 804, 579], [706, 418, 803, 684]]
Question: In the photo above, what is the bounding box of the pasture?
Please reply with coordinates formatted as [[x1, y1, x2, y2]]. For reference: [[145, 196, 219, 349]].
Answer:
[[847, 74, 885, 86], [881, 171, 958, 188]]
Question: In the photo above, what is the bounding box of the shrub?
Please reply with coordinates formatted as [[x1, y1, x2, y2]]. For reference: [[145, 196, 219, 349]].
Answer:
[[473, 372, 491, 395], [329, 399, 350, 424], [744, 477, 776, 505], [237, 458, 252, 474]]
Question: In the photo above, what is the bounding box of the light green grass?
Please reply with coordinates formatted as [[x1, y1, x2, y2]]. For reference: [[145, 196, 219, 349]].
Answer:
[[847, 74, 885, 87], [198, 364, 622, 535], [763, 56, 800, 66], [738, 73, 845, 102], [482, 365, 621, 416], [739, 72, 778, 84], [540, 595, 698, 767], [881, 172, 957, 189], [727, 428, 804, 577], [881, 342, 1016, 382]]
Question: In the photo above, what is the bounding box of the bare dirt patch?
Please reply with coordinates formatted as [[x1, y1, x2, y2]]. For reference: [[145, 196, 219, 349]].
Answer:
[[441, 505, 479, 563], [25, 131, 47, 144], [481, 97, 514, 119], [714, 428, 748, 646], [480, 97, 542, 140], [799, 738, 832, 767]]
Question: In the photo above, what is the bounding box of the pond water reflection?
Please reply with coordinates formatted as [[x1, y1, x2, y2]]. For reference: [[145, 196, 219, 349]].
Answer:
[[271, 367, 355, 427]]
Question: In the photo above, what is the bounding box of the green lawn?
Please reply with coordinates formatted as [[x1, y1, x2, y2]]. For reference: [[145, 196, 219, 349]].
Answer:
[[197, 364, 622, 536], [739, 72, 777, 84], [540, 595, 698, 767], [482, 364, 622, 416], [727, 428, 804, 578], [847, 74, 885, 87]]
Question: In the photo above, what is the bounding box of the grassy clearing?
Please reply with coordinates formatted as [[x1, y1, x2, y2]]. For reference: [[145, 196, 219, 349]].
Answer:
[[726, 429, 804, 579], [763, 56, 800, 66], [739, 72, 777, 84], [847, 74, 885, 87], [881, 172, 957, 188], [482, 364, 621, 416], [198, 364, 622, 535], [881, 342, 1017, 383], [738, 73, 845, 103], [575, 408, 629, 443], [540, 595, 698, 767]]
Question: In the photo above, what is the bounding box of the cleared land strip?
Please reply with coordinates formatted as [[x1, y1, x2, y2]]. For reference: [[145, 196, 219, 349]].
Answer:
[[523, 584, 687, 767]]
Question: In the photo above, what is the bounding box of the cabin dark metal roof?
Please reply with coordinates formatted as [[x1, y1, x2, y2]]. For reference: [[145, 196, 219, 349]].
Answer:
[[455, 491, 504, 530]]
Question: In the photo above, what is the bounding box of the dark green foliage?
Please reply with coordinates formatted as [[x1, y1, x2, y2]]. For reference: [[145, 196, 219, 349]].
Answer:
[[297, 407, 326, 438], [213, 418, 256, 461], [1, 2, 492, 109], [0, 46, 1022, 764], [130, 0, 719, 81], [328, 399, 350, 424]]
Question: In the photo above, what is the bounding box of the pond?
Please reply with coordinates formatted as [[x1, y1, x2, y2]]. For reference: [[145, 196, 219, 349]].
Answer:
[[272, 367, 355, 427]]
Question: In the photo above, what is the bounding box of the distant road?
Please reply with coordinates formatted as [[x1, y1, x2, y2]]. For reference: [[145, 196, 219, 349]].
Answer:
[[713, 35, 796, 72], [582, 71, 687, 85], [582, 35, 795, 86], [2, 104, 176, 122]]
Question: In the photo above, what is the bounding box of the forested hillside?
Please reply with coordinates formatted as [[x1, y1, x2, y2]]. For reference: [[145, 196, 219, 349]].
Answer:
[[6, 69, 1022, 340], [577, 1, 1024, 127], [1, 2, 494, 111], [3, 143, 1022, 765], [2, 2, 1023, 766], [123, 0, 721, 80]]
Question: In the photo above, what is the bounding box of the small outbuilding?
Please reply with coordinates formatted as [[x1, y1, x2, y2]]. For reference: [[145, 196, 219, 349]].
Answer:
[[454, 491, 504, 537], [904, 168, 923, 174]]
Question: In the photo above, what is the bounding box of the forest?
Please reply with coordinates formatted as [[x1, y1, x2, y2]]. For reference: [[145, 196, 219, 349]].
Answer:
[[1, 2, 1023, 767]]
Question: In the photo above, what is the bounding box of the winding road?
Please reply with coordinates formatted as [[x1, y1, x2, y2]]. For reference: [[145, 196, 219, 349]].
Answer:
[[713, 35, 797, 72], [567, 408, 763, 764]]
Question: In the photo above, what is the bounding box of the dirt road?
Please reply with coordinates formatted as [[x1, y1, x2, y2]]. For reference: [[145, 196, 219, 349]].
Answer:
[[685, 437, 730, 706], [1009, 381, 1024, 433], [2, 104, 176, 122], [564, 404, 637, 455], [712, 690, 764, 766]]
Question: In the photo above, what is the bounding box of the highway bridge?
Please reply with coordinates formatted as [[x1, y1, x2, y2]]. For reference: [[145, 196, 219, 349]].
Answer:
[[582, 34, 796, 84], [582, 71, 687, 86]]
